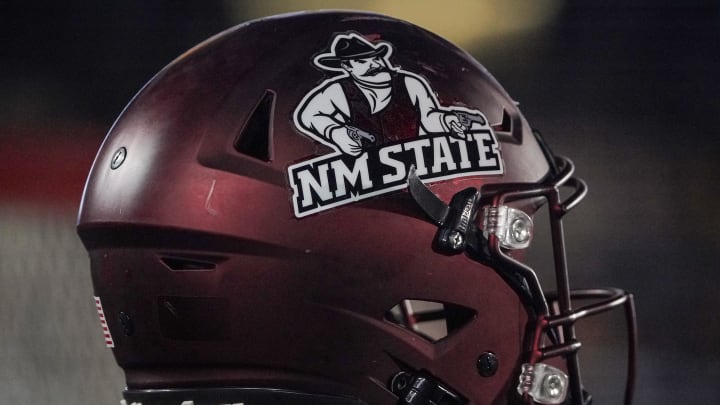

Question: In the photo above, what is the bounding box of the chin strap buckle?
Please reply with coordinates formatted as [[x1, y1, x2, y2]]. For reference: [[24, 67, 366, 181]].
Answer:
[[390, 371, 465, 405], [406, 165, 480, 255], [435, 187, 481, 254]]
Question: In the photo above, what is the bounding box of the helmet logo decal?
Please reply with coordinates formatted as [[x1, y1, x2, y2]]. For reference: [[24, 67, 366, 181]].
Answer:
[[289, 33, 504, 218]]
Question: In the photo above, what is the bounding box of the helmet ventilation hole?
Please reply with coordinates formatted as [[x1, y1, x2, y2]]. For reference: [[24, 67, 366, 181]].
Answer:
[[234, 89, 275, 162], [385, 300, 476, 342], [159, 255, 226, 271]]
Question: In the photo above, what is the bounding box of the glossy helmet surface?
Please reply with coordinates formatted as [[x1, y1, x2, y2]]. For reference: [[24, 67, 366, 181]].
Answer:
[[77, 11, 637, 405]]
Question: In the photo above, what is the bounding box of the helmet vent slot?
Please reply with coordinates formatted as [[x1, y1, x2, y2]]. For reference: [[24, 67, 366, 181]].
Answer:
[[159, 255, 225, 271], [234, 89, 275, 162], [385, 300, 476, 343]]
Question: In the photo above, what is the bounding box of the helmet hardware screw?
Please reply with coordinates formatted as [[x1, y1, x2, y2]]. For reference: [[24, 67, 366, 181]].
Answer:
[[448, 231, 464, 250], [390, 371, 412, 395], [477, 352, 499, 377], [110, 147, 127, 170]]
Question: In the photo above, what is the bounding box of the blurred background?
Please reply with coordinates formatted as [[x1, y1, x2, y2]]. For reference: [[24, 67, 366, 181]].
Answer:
[[1, 0, 718, 403]]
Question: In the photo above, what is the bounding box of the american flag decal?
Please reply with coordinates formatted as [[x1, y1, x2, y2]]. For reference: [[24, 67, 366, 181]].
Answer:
[[94, 296, 115, 348]]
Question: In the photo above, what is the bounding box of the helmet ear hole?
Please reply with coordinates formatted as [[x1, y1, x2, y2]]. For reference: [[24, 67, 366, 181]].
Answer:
[[385, 300, 476, 342]]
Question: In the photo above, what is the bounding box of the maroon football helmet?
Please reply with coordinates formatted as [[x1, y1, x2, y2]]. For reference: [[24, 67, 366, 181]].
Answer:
[[78, 11, 637, 405]]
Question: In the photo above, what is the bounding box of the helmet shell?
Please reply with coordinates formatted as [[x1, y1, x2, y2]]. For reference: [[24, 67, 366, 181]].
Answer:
[[79, 11, 552, 404]]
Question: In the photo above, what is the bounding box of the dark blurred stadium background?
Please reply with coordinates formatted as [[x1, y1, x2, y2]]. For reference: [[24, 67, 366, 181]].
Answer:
[[1, 1, 718, 403]]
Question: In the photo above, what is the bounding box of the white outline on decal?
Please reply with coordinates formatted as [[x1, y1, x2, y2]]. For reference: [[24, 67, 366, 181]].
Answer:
[[288, 32, 504, 218]]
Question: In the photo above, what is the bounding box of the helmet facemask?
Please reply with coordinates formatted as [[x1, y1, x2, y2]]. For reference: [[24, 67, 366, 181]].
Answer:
[[406, 154, 638, 404]]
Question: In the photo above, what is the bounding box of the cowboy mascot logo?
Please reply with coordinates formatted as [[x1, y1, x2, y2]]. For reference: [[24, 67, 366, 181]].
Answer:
[[289, 33, 504, 218]]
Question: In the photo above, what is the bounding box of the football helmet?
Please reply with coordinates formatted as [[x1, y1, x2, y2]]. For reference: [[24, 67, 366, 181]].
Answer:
[[77, 11, 637, 405]]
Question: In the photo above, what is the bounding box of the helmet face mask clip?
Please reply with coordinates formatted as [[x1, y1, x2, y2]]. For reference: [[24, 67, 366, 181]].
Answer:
[[78, 11, 637, 405]]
